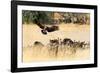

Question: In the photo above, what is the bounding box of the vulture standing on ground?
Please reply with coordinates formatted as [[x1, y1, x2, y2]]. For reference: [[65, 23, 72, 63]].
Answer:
[[35, 19, 59, 35]]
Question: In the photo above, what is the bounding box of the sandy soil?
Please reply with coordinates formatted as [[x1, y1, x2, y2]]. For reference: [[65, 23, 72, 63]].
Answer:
[[22, 23, 90, 63]]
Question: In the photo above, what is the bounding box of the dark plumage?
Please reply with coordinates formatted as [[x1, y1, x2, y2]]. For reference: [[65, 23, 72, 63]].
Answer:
[[35, 19, 59, 35]]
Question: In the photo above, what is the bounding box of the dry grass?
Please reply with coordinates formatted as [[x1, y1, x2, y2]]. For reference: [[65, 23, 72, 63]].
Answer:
[[22, 23, 90, 63]]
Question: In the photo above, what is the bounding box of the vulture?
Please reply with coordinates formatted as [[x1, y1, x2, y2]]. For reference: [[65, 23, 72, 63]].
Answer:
[[35, 19, 59, 35]]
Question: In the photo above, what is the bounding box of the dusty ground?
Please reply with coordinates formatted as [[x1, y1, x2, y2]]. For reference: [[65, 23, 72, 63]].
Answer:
[[22, 23, 90, 63]]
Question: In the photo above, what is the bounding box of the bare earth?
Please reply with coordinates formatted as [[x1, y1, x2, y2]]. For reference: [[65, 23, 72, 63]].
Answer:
[[23, 23, 90, 63]]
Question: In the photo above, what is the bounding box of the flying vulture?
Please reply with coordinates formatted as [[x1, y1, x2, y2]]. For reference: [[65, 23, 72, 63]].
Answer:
[[35, 19, 59, 35]]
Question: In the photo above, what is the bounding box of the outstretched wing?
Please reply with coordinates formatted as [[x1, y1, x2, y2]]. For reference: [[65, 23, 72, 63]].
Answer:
[[35, 19, 45, 29]]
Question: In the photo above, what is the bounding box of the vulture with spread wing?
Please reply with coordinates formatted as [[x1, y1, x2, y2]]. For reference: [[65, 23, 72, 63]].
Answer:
[[35, 19, 59, 35]]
